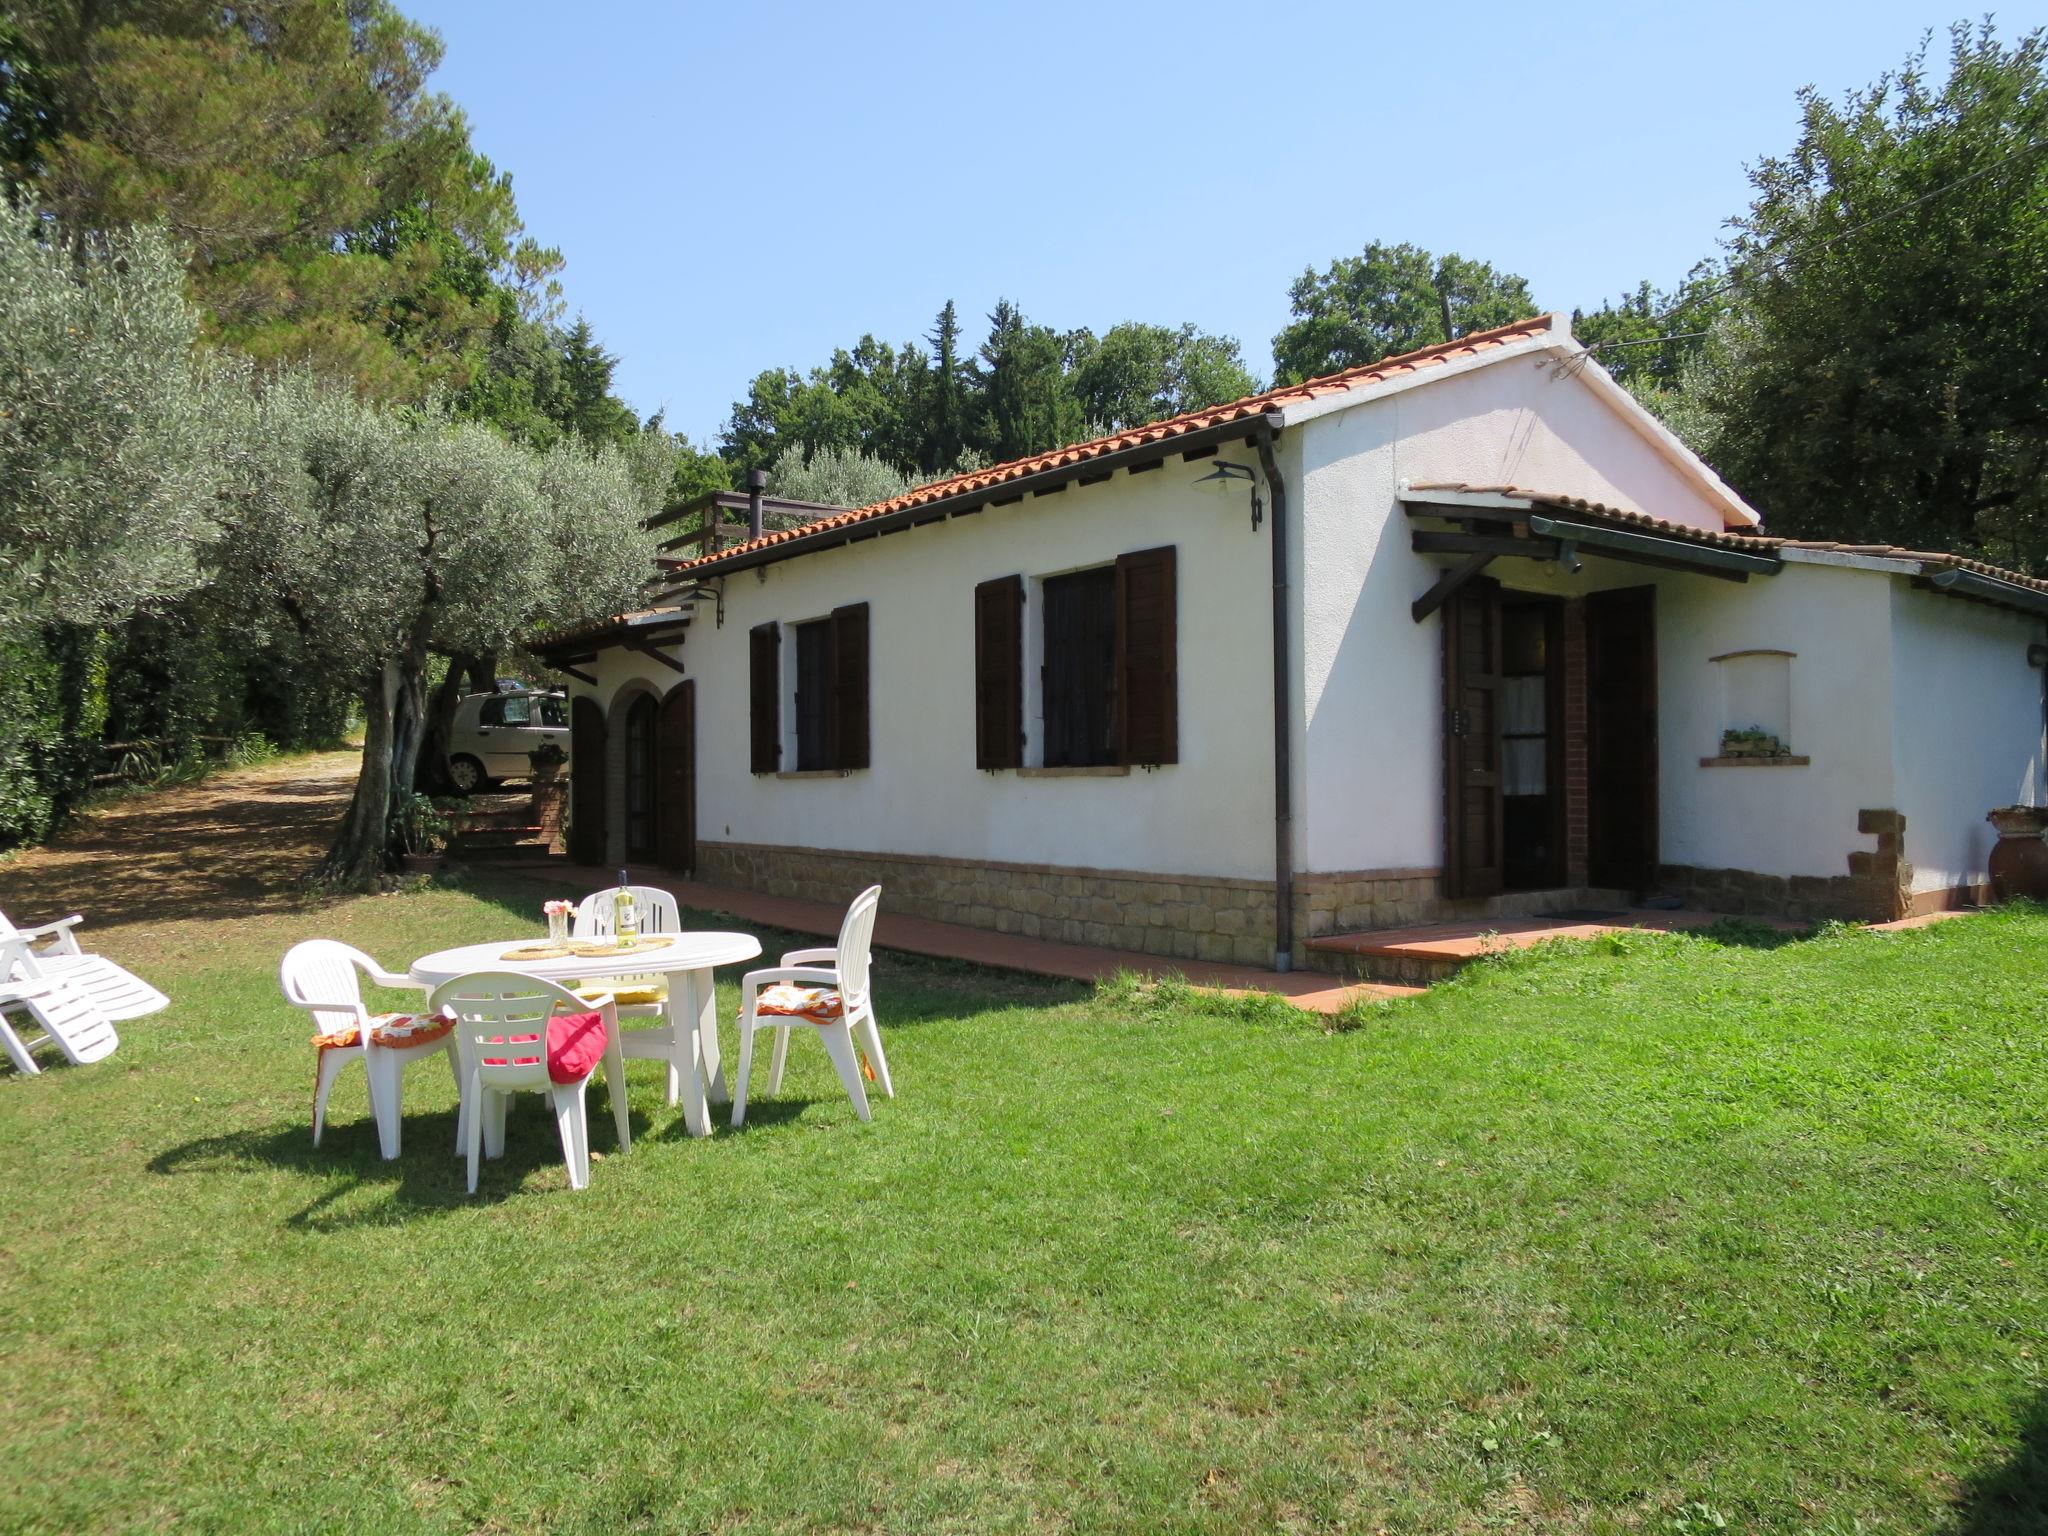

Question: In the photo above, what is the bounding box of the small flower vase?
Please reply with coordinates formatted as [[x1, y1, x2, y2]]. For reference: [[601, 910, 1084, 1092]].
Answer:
[[547, 909, 569, 945]]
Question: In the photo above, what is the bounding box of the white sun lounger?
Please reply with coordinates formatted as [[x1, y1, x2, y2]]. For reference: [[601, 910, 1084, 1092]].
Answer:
[[0, 908, 169, 1021], [0, 976, 119, 1074]]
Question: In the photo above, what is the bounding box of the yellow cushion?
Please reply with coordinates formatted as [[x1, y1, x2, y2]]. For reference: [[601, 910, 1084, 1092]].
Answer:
[[574, 982, 667, 1007]]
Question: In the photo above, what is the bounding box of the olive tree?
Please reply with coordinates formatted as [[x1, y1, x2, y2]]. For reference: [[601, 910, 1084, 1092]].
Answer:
[[222, 371, 657, 885], [0, 208, 237, 637]]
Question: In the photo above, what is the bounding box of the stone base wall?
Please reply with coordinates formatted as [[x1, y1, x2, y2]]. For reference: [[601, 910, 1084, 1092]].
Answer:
[[1295, 869, 1445, 942], [695, 841, 1283, 967], [1661, 806, 1927, 923]]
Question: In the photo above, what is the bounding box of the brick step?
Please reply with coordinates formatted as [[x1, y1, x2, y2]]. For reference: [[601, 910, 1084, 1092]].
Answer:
[[450, 840, 561, 864], [451, 825, 549, 848], [455, 805, 542, 828], [1304, 905, 1800, 985]]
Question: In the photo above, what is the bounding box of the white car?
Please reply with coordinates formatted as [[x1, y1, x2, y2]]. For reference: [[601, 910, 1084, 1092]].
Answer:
[[445, 689, 570, 793]]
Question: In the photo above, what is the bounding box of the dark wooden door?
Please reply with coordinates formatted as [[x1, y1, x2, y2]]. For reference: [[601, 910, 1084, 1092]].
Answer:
[[1442, 576, 1504, 899], [569, 696, 606, 866], [623, 694, 657, 863], [1586, 586, 1659, 892], [657, 681, 695, 873]]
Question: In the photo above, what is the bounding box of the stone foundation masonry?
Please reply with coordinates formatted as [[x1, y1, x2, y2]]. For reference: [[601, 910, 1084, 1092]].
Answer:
[[695, 841, 1286, 968]]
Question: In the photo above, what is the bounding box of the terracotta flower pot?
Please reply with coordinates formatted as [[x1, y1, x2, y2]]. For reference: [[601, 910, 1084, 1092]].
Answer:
[[1986, 807, 2048, 901]]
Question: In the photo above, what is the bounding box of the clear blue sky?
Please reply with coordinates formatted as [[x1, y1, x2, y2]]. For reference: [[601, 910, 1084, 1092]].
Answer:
[[406, 1, 2038, 446]]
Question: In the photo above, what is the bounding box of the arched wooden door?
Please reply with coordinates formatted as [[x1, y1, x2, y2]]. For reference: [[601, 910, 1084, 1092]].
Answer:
[[657, 681, 696, 873], [569, 696, 607, 866], [623, 693, 658, 864]]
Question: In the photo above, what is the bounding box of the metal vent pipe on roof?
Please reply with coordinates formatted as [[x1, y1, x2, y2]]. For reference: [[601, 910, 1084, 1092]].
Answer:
[[746, 468, 767, 541]]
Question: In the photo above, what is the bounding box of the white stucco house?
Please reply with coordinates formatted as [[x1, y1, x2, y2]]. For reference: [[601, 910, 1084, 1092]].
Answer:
[[538, 313, 2047, 973]]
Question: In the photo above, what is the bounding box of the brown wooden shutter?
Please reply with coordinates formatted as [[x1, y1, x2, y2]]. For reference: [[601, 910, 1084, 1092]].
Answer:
[[831, 602, 869, 770], [749, 621, 779, 774], [1114, 545, 1178, 765], [975, 575, 1024, 769], [569, 695, 607, 865], [1441, 577, 1504, 899]]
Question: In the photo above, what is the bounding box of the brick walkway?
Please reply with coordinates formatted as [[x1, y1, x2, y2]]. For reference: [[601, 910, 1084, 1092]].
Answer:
[[482, 861, 1419, 1015]]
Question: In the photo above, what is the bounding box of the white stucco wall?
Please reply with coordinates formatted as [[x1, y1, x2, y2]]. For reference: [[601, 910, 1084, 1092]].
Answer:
[[1292, 352, 1745, 875], [577, 460, 1279, 879], [1655, 561, 1899, 878], [1887, 584, 2044, 893]]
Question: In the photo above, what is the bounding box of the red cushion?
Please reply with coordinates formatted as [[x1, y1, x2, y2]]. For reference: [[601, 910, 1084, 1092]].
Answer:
[[480, 1011, 610, 1084]]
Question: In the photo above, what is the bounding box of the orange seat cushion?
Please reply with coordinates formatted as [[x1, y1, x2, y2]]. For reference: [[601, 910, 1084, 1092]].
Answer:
[[311, 1011, 456, 1052], [753, 983, 844, 1022]]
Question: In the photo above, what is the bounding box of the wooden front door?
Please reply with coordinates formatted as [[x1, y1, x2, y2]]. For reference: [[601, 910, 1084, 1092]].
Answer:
[[622, 694, 657, 863], [657, 681, 695, 873], [569, 696, 606, 866], [1586, 585, 1659, 892], [1442, 576, 1504, 899]]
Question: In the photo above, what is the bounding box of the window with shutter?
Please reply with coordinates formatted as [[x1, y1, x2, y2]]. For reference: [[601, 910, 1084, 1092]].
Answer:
[[748, 622, 779, 773], [793, 619, 833, 770], [1042, 567, 1117, 767], [831, 602, 869, 770], [974, 576, 1024, 769], [1114, 545, 1177, 765]]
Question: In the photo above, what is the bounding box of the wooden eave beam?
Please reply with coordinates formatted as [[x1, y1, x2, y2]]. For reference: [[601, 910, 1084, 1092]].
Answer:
[[1411, 552, 1496, 623], [627, 639, 687, 677]]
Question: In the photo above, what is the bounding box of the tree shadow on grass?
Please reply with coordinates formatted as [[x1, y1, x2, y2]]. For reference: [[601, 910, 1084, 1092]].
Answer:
[[1957, 1391, 2048, 1535], [146, 1094, 666, 1231], [147, 1073, 869, 1229]]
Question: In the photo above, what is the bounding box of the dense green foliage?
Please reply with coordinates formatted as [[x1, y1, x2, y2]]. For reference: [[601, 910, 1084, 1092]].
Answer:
[[1271, 240, 1539, 383], [0, 2, 703, 860], [1687, 22, 2048, 566], [0, 792, 2042, 1531], [0, 212, 236, 636], [720, 299, 1258, 483], [767, 443, 920, 508]]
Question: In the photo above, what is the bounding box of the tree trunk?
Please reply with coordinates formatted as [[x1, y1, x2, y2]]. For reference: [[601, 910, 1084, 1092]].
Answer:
[[389, 642, 431, 806], [415, 656, 471, 793], [316, 660, 401, 887]]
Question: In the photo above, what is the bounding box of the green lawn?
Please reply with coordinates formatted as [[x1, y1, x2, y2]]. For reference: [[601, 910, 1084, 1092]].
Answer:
[[1, 874, 2044, 1533]]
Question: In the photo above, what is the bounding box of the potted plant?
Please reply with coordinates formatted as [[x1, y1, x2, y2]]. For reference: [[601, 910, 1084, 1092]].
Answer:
[[1986, 804, 2048, 900], [529, 741, 569, 851], [388, 790, 458, 874], [1719, 726, 1787, 760], [528, 740, 568, 779]]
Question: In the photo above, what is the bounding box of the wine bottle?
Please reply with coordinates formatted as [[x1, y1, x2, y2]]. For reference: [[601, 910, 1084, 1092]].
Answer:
[[613, 868, 639, 949]]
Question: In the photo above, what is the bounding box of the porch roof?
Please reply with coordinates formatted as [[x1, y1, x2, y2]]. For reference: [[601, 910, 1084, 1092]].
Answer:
[[1404, 484, 2048, 620], [532, 605, 691, 682]]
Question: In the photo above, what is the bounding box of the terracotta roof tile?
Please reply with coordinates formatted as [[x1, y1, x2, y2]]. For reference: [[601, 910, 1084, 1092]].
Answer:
[[660, 314, 1561, 577]]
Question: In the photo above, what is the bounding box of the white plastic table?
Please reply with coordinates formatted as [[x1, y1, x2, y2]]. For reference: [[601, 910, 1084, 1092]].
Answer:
[[408, 931, 762, 1137]]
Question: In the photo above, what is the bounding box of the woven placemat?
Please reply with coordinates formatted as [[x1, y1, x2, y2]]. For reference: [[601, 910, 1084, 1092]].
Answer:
[[500, 934, 674, 962], [500, 941, 573, 961], [569, 934, 675, 959]]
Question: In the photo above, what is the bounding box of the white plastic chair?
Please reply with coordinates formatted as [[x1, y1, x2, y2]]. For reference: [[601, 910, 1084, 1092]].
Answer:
[[573, 886, 693, 1106], [431, 972, 628, 1194], [279, 940, 457, 1161], [0, 976, 118, 1074], [732, 885, 892, 1126], [0, 907, 168, 1021]]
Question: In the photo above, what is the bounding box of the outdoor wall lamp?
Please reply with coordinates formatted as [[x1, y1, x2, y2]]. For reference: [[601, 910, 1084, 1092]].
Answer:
[[1193, 458, 1263, 531]]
